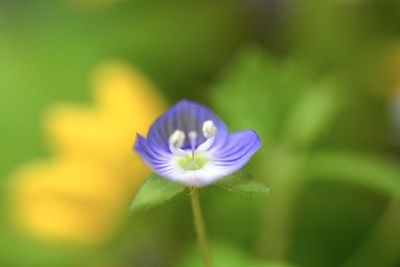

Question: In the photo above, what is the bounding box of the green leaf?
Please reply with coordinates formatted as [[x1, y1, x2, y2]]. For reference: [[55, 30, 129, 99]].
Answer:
[[216, 169, 269, 197], [129, 174, 185, 212], [211, 48, 316, 145], [304, 151, 400, 198], [283, 81, 340, 147]]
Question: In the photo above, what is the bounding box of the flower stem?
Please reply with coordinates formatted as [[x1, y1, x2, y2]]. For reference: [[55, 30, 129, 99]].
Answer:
[[190, 188, 213, 267]]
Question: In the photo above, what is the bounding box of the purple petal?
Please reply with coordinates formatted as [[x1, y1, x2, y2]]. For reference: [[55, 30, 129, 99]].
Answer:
[[147, 99, 228, 151], [134, 130, 261, 187], [135, 134, 220, 186], [162, 130, 261, 187], [134, 100, 260, 187], [210, 130, 261, 170], [134, 134, 175, 174]]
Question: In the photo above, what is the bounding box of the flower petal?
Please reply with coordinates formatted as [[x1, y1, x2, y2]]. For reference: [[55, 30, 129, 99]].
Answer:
[[135, 100, 260, 187], [134, 134, 173, 174], [205, 130, 261, 178], [135, 134, 211, 186], [147, 100, 228, 151], [158, 130, 260, 187]]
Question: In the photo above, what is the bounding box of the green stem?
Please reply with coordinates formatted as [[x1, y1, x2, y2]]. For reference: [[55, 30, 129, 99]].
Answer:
[[256, 149, 304, 260], [190, 188, 213, 267]]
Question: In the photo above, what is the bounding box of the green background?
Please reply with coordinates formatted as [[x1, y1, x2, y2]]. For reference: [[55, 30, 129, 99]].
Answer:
[[1, 1, 400, 266]]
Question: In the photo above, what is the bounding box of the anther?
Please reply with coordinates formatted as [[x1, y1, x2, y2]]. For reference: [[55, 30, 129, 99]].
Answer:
[[168, 130, 187, 157], [202, 120, 217, 138], [169, 130, 185, 148], [196, 120, 218, 153]]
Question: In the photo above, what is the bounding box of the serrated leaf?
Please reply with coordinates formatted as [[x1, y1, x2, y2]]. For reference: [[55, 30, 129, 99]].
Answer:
[[216, 169, 269, 197], [129, 174, 185, 212]]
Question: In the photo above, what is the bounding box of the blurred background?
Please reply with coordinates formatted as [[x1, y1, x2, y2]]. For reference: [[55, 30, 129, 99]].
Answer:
[[1, 0, 400, 266]]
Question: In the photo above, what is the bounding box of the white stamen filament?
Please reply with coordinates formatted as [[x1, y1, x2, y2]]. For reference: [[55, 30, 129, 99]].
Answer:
[[196, 136, 215, 153]]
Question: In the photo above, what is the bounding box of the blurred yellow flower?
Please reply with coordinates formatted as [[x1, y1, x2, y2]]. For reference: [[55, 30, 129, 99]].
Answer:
[[9, 61, 165, 245], [44, 62, 163, 177]]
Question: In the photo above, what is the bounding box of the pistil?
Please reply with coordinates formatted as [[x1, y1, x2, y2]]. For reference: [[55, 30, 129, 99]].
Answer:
[[188, 131, 198, 158]]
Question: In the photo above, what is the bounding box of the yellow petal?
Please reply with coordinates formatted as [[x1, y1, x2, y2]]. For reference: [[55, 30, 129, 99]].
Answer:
[[9, 158, 129, 245], [10, 61, 164, 245], [92, 61, 165, 130], [43, 61, 165, 172]]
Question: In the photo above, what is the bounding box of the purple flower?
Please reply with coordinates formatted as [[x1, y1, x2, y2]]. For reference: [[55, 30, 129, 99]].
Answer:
[[134, 100, 261, 187]]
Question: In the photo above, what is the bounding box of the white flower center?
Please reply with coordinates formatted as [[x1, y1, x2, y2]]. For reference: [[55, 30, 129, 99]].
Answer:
[[168, 120, 218, 170]]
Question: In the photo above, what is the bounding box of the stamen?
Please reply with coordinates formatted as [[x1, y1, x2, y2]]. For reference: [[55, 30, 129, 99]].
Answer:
[[169, 130, 185, 148], [202, 120, 217, 138], [196, 120, 218, 153], [196, 136, 215, 152], [168, 130, 187, 157]]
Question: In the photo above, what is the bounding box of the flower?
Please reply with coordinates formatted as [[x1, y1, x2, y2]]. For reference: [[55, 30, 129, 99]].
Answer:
[[9, 61, 165, 244], [11, 159, 124, 244], [134, 100, 261, 187], [44, 61, 164, 174]]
